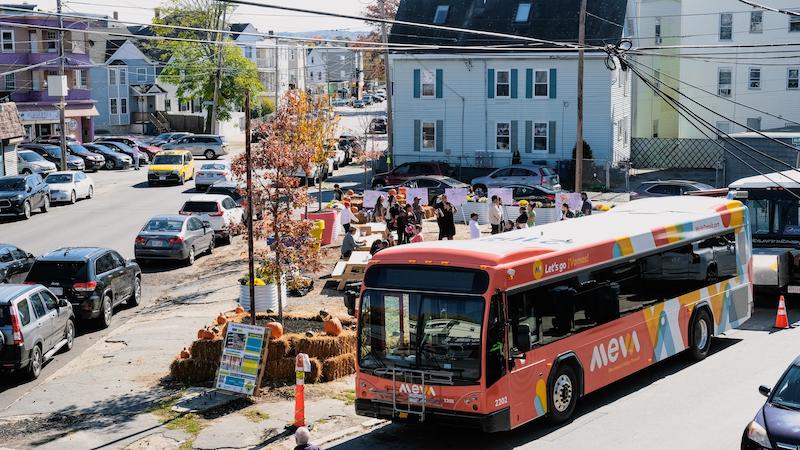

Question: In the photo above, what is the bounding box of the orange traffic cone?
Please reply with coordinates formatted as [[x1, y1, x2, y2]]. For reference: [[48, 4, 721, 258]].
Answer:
[[775, 295, 790, 329]]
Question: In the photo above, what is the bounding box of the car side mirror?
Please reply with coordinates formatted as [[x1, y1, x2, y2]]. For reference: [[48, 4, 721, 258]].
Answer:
[[512, 323, 533, 357], [759, 385, 771, 397], [59, 298, 69, 308], [202, 221, 212, 228]]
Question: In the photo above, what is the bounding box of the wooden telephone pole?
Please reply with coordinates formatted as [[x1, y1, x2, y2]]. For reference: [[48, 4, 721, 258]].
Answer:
[[575, 0, 587, 193], [244, 92, 256, 325]]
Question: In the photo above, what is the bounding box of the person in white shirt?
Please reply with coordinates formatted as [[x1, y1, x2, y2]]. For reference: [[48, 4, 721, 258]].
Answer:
[[469, 213, 481, 239], [489, 195, 503, 234], [340, 203, 355, 233]]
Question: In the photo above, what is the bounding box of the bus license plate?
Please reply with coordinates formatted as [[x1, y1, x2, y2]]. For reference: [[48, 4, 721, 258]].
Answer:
[[788, 285, 800, 294]]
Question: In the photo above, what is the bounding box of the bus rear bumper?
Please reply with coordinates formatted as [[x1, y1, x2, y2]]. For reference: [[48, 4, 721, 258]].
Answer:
[[355, 399, 511, 433]]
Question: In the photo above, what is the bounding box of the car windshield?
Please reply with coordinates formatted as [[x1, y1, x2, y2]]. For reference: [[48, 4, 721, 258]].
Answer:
[[19, 152, 43, 162], [772, 365, 800, 410], [68, 144, 91, 156], [441, 177, 465, 186], [153, 155, 183, 165], [43, 146, 62, 157], [181, 201, 219, 213], [87, 145, 111, 154], [144, 219, 184, 232], [0, 179, 24, 191], [207, 187, 240, 200], [45, 174, 73, 184], [201, 164, 226, 171], [26, 261, 88, 283], [156, 133, 172, 140], [359, 289, 484, 383]]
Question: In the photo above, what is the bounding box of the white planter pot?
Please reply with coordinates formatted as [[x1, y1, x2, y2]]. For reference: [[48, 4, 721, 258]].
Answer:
[[458, 202, 490, 224], [239, 282, 287, 313]]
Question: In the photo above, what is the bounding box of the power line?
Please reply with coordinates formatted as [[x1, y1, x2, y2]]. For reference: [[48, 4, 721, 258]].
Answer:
[[737, 0, 800, 17]]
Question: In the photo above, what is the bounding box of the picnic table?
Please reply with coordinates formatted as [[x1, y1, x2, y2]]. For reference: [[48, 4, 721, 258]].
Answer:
[[331, 251, 372, 290], [355, 222, 387, 237], [356, 234, 383, 251]]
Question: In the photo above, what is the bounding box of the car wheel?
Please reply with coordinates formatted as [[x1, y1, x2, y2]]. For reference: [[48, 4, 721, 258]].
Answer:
[[204, 150, 215, 160], [473, 185, 487, 197], [222, 233, 232, 246], [548, 364, 578, 424], [105, 160, 115, 170], [21, 200, 31, 220], [372, 182, 385, 189], [98, 295, 113, 329], [688, 308, 713, 361], [40, 196, 50, 213], [69, 190, 77, 204], [207, 237, 215, 255], [62, 319, 75, 353], [26, 345, 42, 380], [186, 246, 195, 266], [127, 277, 141, 307], [87, 186, 94, 199]]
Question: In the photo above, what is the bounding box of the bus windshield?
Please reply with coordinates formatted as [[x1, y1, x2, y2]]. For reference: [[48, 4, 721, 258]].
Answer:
[[359, 289, 484, 384], [747, 197, 800, 237]]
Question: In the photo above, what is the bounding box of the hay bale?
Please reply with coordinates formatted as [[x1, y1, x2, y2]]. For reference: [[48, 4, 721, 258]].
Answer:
[[266, 338, 290, 361], [263, 357, 322, 385], [295, 332, 356, 360], [321, 353, 356, 382], [189, 338, 223, 362], [169, 358, 218, 384]]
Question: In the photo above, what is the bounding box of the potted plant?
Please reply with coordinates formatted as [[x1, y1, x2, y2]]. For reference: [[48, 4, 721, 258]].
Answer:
[[239, 262, 287, 313]]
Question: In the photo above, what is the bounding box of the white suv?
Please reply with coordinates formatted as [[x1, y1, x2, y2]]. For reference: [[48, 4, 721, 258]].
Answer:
[[163, 135, 229, 160], [179, 194, 243, 245]]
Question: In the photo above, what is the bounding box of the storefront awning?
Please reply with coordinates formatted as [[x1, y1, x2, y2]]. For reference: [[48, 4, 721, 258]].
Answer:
[[65, 106, 99, 118]]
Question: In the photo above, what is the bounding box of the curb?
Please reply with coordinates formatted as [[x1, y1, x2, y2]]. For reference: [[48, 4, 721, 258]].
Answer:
[[315, 418, 388, 446]]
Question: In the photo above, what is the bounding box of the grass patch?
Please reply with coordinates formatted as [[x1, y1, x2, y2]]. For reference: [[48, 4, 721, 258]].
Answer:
[[241, 409, 270, 423], [148, 392, 206, 440], [165, 413, 204, 434], [179, 437, 195, 450], [333, 389, 356, 406]]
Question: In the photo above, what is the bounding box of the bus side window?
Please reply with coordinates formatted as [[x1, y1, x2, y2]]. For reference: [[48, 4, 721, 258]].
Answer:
[[486, 294, 506, 387], [506, 291, 538, 352]]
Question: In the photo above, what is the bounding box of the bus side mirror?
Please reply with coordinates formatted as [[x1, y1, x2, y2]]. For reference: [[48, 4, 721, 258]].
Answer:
[[513, 324, 533, 356]]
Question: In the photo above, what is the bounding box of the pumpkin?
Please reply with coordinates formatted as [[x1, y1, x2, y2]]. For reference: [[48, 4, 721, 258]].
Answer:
[[180, 347, 190, 359], [266, 321, 284, 339], [197, 328, 205, 339], [324, 317, 343, 336], [200, 328, 215, 340], [235, 306, 245, 314], [217, 313, 227, 325]]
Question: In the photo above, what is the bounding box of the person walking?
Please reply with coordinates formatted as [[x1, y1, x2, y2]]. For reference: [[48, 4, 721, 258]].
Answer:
[[489, 195, 503, 234], [469, 213, 481, 239], [333, 184, 344, 201], [133, 147, 140, 170], [396, 205, 409, 244], [412, 197, 424, 224], [340, 203, 355, 234], [373, 196, 385, 223], [581, 192, 593, 216], [293, 427, 321, 450], [435, 194, 457, 240]]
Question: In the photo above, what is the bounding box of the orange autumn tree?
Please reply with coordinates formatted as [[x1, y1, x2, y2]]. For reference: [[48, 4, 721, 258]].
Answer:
[[231, 91, 333, 323]]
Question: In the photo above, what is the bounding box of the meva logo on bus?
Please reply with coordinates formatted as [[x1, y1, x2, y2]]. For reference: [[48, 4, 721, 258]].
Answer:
[[398, 383, 436, 397], [589, 330, 642, 372]]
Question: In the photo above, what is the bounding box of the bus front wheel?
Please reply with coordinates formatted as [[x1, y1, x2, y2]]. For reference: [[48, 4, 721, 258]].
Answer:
[[548, 364, 578, 423], [688, 308, 713, 361]]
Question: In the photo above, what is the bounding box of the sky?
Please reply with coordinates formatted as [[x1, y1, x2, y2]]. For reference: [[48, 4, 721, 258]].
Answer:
[[35, 0, 372, 33]]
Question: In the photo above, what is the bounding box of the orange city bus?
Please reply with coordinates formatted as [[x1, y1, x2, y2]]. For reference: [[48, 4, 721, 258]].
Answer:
[[352, 196, 753, 432]]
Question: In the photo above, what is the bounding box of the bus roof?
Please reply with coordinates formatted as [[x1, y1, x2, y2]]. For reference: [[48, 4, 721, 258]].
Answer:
[[372, 196, 746, 277], [729, 170, 800, 189]]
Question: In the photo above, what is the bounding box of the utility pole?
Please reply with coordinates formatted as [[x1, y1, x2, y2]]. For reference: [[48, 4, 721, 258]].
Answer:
[[244, 91, 256, 325], [380, 0, 393, 168], [210, 4, 227, 134], [575, 0, 587, 193], [57, 0, 67, 171]]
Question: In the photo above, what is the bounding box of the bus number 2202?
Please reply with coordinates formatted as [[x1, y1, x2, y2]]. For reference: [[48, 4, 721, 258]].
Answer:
[[494, 397, 508, 407]]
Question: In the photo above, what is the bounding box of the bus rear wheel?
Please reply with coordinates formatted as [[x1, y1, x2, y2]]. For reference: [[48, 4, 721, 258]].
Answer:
[[688, 308, 713, 361], [548, 364, 578, 424]]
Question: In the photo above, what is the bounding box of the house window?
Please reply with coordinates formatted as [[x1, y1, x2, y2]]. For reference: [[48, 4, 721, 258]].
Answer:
[[4, 73, 14, 91], [80, 69, 88, 88], [1, 30, 13, 52], [46, 31, 56, 51], [421, 69, 435, 97], [421, 121, 436, 151], [720, 13, 733, 40], [718, 68, 732, 96], [137, 68, 147, 82], [109, 69, 116, 86], [749, 67, 761, 89], [788, 68, 799, 89], [433, 5, 449, 25], [110, 98, 118, 115], [515, 3, 531, 23], [534, 69, 548, 97], [791, 13, 800, 32], [654, 17, 662, 45], [495, 70, 510, 98], [746, 117, 762, 131], [179, 101, 189, 112], [119, 68, 127, 84], [533, 122, 548, 151], [165, 99, 172, 111], [716, 121, 731, 135], [750, 11, 763, 33], [120, 98, 127, 114], [496, 122, 510, 150]]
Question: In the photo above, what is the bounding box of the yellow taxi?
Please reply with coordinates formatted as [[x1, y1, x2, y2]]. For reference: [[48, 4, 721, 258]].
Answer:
[[147, 150, 195, 186]]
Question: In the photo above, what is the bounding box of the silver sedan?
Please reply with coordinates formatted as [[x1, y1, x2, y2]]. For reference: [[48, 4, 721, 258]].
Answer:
[[194, 161, 232, 192]]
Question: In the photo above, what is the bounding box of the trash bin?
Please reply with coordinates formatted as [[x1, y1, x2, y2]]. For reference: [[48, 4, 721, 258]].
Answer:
[[302, 211, 336, 245], [309, 220, 325, 250]]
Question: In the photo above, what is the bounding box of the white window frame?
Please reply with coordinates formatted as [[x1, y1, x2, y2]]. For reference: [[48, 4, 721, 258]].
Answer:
[[533, 122, 548, 151], [0, 29, 14, 53], [790, 12, 800, 32], [110, 98, 118, 115], [421, 121, 436, 151], [496, 121, 511, 151], [80, 69, 88, 88], [137, 68, 147, 82], [718, 67, 732, 97], [533, 69, 548, 97], [46, 31, 57, 51], [120, 98, 128, 115], [119, 68, 126, 85], [788, 67, 800, 90], [165, 98, 172, 112], [4, 73, 14, 91], [421, 69, 435, 98], [108, 68, 116, 86], [719, 13, 733, 41], [515, 3, 531, 23], [750, 11, 763, 33], [495, 70, 510, 98], [749, 67, 761, 90], [654, 17, 662, 45], [433, 5, 449, 25]]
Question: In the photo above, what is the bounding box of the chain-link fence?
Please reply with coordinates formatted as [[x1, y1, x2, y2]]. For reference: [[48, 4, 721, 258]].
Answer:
[[630, 138, 723, 169]]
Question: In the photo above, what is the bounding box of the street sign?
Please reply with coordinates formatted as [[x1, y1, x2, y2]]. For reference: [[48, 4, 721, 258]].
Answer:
[[215, 322, 269, 396]]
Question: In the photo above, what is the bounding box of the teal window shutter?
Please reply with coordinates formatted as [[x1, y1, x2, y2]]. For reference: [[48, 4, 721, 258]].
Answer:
[[487, 69, 495, 98], [549, 68, 557, 99], [436, 120, 444, 152], [414, 120, 421, 151], [525, 69, 533, 99], [510, 69, 518, 98], [435, 69, 443, 98], [548, 121, 557, 154], [525, 121, 532, 153], [510, 120, 518, 151], [413, 69, 421, 98]]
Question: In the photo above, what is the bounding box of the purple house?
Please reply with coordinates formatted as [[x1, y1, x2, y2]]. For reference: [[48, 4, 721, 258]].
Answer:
[[0, 4, 97, 142]]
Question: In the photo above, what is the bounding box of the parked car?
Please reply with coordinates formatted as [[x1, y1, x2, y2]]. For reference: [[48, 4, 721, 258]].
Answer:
[[17, 150, 56, 176], [741, 354, 800, 450], [375, 88, 387, 96], [631, 180, 715, 200], [18, 144, 85, 171], [506, 184, 559, 204], [0, 175, 49, 220], [371, 94, 385, 103], [24, 247, 142, 328], [362, 95, 374, 105], [135, 215, 215, 266], [97, 136, 160, 160], [44, 171, 94, 204], [94, 141, 149, 165], [179, 195, 244, 244], [31, 135, 78, 145], [195, 161, 232, 192], [372, 161, 456, 189], [150, 132, 192, 148], [66, 144, 105, 172], [470, 164, 560, 195], [380, 175, 470, 204], [162, 134, 229, 160], [352, 99, 366, 109], [331, 99, 348, 107], [0, 244, 35, 283], [369, 118, 387, 134], [293, 160, 332, 186], [0, 284, 75, 379], [84, 143, 132, 170], [205, 181, 263, 221], [338, 135, 361, 164], [642, 234, 737, 282], [148, 150, 195, 186]]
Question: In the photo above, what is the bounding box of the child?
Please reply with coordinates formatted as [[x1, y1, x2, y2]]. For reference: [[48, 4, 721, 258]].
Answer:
[[410, 224, 424, 243], [515, 207, 528, 229], [469, 213, 481, 239], [504, 220, 515, 232]]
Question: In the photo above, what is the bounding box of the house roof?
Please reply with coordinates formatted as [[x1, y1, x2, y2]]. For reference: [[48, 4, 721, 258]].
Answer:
[[105, 39, 127, 60], [0, 103, 25, 141], [229, 23, 250, 33], [389, 0, 627, 51]]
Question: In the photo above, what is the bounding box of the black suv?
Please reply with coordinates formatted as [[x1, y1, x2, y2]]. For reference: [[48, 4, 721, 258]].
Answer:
[[0, 175, 50, 220], [0, 244, 35, 283], [25, 248, 142, 328], [67, 144, 105, 171]]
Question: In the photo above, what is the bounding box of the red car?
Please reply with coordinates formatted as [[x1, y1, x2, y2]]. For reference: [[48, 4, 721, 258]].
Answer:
[[94, 136, 161, 160], [371, 161, 456, 189]]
